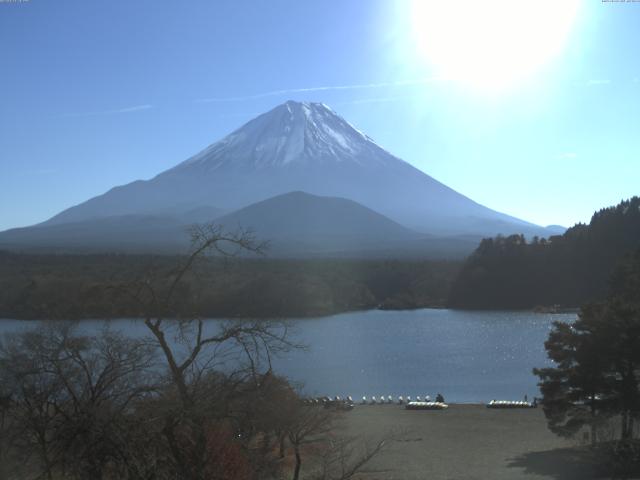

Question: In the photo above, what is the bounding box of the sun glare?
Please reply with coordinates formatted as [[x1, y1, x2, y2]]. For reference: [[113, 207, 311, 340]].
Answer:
[[411, 0, 579, 92]]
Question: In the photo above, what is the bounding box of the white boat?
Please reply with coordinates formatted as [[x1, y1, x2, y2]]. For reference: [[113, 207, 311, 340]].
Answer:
[[405, 401, 448, 410], [486, 400, 534, 409]]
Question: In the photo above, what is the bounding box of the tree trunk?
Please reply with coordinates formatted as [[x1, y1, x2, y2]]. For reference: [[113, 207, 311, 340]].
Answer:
[[590, 399, 597, 446], [622, 410, 630, 440], [262, 432, 272, 454], [38, 438, 54, 480], [145, 320, 192, 407], [292, 444, 302, 480], [279, 433, 286, 459], [163, 419, 193, 480]]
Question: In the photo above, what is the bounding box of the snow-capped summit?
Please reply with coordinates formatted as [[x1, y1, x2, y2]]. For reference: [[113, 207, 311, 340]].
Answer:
[[171, 100, 399, 172], [39, 100, 547, 238]]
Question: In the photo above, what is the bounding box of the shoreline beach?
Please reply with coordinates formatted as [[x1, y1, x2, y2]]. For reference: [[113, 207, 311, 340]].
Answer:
[[341, 404, 602, 480]]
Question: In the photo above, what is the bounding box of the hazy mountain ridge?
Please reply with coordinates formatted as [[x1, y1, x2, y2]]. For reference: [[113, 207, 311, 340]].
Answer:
[[0, 191, 484, 258], [1, 101, 561, 255]]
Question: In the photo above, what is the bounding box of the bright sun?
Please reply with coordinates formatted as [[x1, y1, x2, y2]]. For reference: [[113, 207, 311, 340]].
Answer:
[[411, 0, 579, 91]]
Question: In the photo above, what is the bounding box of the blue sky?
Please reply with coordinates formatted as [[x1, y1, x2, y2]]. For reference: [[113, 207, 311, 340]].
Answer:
[[0, 0, 638, 231]]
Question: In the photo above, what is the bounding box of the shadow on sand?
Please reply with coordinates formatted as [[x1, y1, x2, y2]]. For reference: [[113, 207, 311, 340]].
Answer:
[[507, 446, 606, 479]]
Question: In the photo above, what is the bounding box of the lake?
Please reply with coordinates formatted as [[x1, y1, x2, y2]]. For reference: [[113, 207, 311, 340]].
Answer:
[[0, 309, 576, 403]]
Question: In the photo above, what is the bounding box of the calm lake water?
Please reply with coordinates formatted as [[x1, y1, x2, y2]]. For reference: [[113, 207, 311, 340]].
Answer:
[[0, 309, 576, 403]]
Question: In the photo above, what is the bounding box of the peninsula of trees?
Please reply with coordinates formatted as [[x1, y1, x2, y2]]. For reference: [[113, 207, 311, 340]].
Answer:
[[448, 197, 640, 310]]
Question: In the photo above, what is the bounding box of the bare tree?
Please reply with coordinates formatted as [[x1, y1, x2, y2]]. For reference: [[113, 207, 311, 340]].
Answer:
[[109, 224, 303, 479], [282, 401, 399, 480], [0, 323, 158, 480], [312, 434, 391, 480], [1, 223, 396, 480], [287, 405, 335, 480]]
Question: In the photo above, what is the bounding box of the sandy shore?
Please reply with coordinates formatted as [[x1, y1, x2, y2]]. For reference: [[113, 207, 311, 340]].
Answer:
[[340, 404, 603, 480]]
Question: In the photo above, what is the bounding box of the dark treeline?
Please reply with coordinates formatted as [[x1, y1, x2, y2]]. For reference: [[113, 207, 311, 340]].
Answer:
[[448, 197, 640, 309], [0, 251, 460, 320]]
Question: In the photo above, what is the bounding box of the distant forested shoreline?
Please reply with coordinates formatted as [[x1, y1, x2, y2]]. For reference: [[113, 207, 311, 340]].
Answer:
[[0, 253, 460, 320], [3, 198, 638, 319], [448, 197, 640, 309]]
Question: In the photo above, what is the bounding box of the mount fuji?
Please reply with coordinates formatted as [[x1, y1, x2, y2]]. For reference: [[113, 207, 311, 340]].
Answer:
[[0, 101, 557, 256]]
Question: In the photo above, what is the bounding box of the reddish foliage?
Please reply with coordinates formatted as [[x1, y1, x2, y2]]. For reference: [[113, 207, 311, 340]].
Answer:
[[205, 424, 254, 480]]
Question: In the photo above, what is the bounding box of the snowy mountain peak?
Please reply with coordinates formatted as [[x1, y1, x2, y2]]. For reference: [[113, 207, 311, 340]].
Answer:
[[35, 100, 546, 239], [170, 100, 399, 173]]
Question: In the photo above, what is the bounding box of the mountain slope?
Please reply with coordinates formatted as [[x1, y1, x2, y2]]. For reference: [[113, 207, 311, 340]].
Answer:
[[41, 101, 546, 237], [215, 191, 420, 255], [217, 191, 417, 240], [0, 191, 483, 258], [0, 205, 226, 253], [0, 214, 189, 253]]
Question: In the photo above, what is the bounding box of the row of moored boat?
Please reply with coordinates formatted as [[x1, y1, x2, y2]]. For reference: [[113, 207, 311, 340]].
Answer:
[[486, 400, 536, 409], [301, 396, 537, 410]]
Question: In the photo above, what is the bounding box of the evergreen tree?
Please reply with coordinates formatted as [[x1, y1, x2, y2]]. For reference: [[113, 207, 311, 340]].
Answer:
[[534, 249, 640, 444]]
